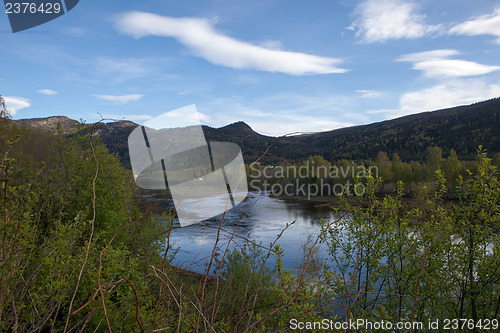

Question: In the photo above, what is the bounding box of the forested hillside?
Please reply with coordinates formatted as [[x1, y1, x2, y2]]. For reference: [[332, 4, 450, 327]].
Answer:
[[204, 97, 500, 162], [16, 97, 500, 166], [298, 97, 500, 161]]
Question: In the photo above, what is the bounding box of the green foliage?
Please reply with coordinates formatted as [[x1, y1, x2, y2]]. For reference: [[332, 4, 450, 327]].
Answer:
[[319, 148, 499, 325], [0, 122, 163, 331], [248, 147, 477, 199]]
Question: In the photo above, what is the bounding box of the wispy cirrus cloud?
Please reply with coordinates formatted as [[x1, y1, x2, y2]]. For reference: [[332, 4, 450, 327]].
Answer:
[[3, 96, 31, 116], [37, 89, 58, 95], [92, 94, 143, 104], [114, 12, 348, 75], [450, 8, 500, 44], [397, 49, 500, 77], [349, 0, 441, 43]]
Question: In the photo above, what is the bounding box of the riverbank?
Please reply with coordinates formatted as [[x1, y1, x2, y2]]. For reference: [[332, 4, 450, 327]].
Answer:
[[269, 192, 457, 211]]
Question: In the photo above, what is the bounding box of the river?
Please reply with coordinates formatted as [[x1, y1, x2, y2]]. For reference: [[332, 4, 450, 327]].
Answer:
[[158, 191, 336, 275]]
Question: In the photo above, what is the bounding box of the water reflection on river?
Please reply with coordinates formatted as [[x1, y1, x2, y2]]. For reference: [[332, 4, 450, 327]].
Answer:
[[159, 192, 336, 274]]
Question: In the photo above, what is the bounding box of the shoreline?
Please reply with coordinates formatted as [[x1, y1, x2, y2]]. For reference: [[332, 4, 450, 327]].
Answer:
[[269, 192, 458, 210]]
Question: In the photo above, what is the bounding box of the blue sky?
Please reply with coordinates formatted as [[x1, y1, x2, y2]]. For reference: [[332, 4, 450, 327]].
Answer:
[[2, 0, 500, 136]]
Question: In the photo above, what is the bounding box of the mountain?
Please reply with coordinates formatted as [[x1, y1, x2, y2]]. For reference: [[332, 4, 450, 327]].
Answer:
[[12, 117, 138, 167], [15, 116, 80, 135], [205, 98, 500, 162], [293, 97, 500, 161], [83, 121, 140, 167], [13, 97, 500, 166]]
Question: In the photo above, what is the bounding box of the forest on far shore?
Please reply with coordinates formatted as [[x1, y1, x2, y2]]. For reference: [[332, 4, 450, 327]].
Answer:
[[247, 147, 500, 198]]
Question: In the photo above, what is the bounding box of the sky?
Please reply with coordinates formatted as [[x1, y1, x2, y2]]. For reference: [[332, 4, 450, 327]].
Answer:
[[1, 0, 500, 136]]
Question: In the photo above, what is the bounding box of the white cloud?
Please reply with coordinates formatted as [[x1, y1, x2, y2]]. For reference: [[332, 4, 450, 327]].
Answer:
[[37, 89, 58, 95], [114, 12, 348, 75], [367, 79, 500, 118], [350, 0, 441, 43], [92, 94, 143, 104], [397, 49, 500, 77], [3, 96, 31, 116], [370, 48, 500, 118], [450, 8, 500, 44]]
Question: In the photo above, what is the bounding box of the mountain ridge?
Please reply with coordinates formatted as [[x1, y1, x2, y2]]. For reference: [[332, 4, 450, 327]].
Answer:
[[13, 97, 500, 166]]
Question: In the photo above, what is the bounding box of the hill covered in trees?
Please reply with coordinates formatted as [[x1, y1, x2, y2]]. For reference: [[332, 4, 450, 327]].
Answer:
[[203, 97, 500, 163], [13, 97, 500, 166]]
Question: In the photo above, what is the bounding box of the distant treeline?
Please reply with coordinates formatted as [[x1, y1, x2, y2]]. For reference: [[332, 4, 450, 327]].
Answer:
[[247, 147, 500, 197]]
